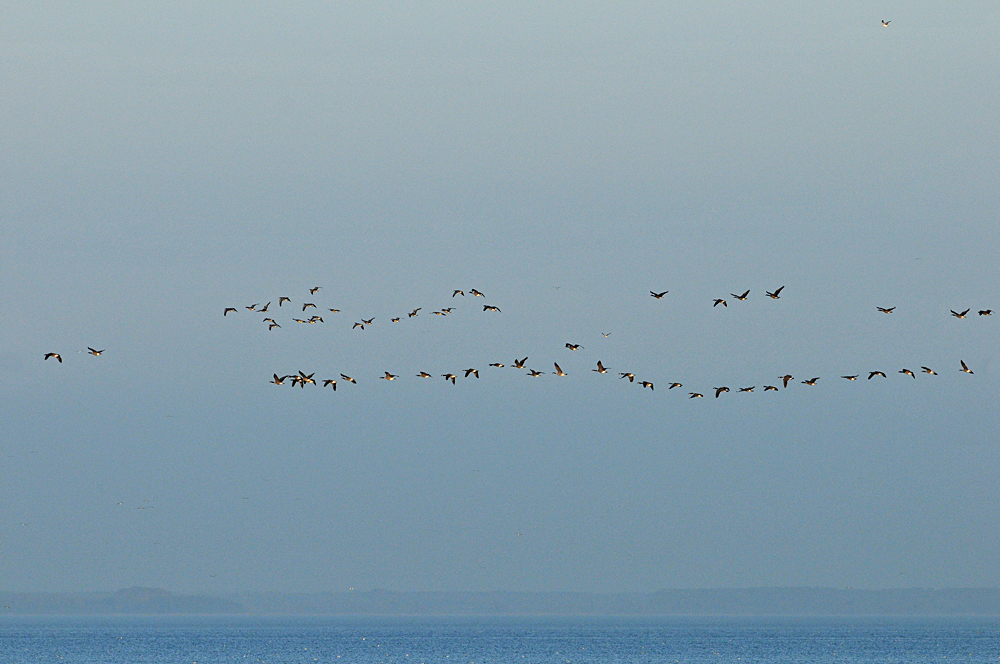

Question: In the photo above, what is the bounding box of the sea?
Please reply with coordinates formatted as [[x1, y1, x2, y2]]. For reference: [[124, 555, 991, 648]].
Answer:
[[1, 616, 998, 663]]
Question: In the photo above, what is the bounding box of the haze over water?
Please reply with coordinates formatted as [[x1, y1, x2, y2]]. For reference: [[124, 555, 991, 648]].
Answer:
[[2, 3, 998, 595]]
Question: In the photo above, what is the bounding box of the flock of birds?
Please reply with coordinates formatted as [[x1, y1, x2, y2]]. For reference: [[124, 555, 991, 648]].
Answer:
[[41, 284, 989, 399], [199, 285, 991, 399]]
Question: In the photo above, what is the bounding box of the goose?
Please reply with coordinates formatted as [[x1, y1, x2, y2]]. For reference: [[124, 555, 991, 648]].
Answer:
[[409, 308, 421, 317], [489, 363, 505, 368], [362, 317, 375, 325], [882, 19, 890, 26], [391, 317, 401, 323], [960, 360, 973, 374], [553, 363, 568, 376], [302, 303, 316, 311], [246, 303, 259, 311], [432, 311, 447, 316], [309, 286, 321, 294], [639, 381, 654, 390], [441, 308, 455, 314], [452, 290, 465, 297], [352, 322, 365, 330], [801, 377, 820, 386], [877, 307, 895, 314], [323, 379, 337, 390], [713, 299, 727, 307], [668, 382, 683, 389], [763, 385, 778, 391], [470, 289, 485, 297], [841, 375, 858, 380], [259, 302, 270, 313], [619, 372, 635, 382], [87, 347, 105, 356], [483, 305, 501, 312], [592, 361, 609, 374], [464, 368, 479, 378], [650, 290, 668, 299], [526, 369, 544, 377], [738, 386, 755, 393], [278, 297, 291, 306], [899, 369, 915, 379], [565, 343, 583, 351], [513, 357, 528, 369], [765, 286, 785, 299], [869, 371, 886, 379], [979, 310, 993, 316], [340, 374, 357, 384], [270, 374, 288, 385], [380, 372, 397, 381], [780, 374, 794, 388], [951, 309, 970, 319], [328, 308, 341, 313], [921, 366, 937, 375], [417, 372, 433, 378], [602, 332, 611, 337], [442, 373, 457, 384], [308, 316, 323, 323], [223, 307, 237, 316], [731, 290, 750, 301], [44, 353, 62, 363], [689, 392, 704, 398], [714, 386, 730, 398], [268, 322, 281, 330]]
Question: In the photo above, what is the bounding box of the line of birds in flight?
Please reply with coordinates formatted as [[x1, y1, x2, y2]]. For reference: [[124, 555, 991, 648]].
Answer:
[[221, 285, 987, 398]]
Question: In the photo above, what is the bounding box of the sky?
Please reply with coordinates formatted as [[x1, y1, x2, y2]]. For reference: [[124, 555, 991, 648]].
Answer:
[[1, 2, 999, 594]]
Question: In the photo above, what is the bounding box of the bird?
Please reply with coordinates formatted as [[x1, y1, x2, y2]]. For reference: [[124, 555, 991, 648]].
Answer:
[[592, 361, 609, 374], [245, 303, 259, 311], [483, 305, 501, 312], [44, 353, 62, 363], [602, 332, 611, 337], [362, 317, 375, 325], [308, 316, 323, 323], [780, 374, 794, 388], [639, 381, 654, 390], [619, 372, 635, 382], [417, 372, 432, 378], [464, 368, 479, 378], [322, 379, 337, 390], [882, 19, 890, 27], [259, 302, 270, 313], [899, 369, 915, 379], [979, 310, 993, 316], [650, 290, 668, 299], [328, 308, 340, 313], [441, 308, 454, 314], [302, 303, 316, 311], [552, 363, 568, 376], [801, 377, 820, 386], [739, 386, 755, 393], [278, 297, 291, 306], [565, 343, 583, 351], [309, 286, 321, 294], [432, 311, 447, 316], [223, 307, 237, 316], [340, 374, 357, 384], [714, 386, 730, 398], [877, 307, 895, 314], [442, 373, 457, 384], [763, 385, 778, 391], [86, 347, 104, 356], [470, 289, 485, 297], [292, 318, 308, 324], [297, 372, 316, 387], [488, 363, 504, 368], [452, 290, 465, 297], [268, 323, 280, 330], [270, 374, 288, 386], [868, 371, 887, 379], [379, 372, 397, 380], [731, 290, 750, 301], [513, 357, 528, 369], [391, 317, 400, 323], [842, 375, 858, 380], [765, 286, 785, 299], [689, 392, 704, 398], [960, 360, 973, 374], [668, 382, 683, 389], [352, 322, 365, 330], [713, 299, 727, 307], [409, 308, 421, 317], [262, 317, 276, 324], [921, 366, 937, 375], [526, 369, 544, 377], [951, 309, 970, 319]]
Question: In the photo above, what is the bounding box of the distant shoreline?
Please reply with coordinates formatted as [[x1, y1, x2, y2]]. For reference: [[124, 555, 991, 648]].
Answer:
[[3, 587, 1000, 616]]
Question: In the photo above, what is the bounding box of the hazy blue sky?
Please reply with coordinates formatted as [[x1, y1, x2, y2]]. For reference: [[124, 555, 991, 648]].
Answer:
[[2, 2, 999, 594]]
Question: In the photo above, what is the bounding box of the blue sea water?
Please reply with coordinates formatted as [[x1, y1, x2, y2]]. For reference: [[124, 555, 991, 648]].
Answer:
[[0, 616, 998, 663]]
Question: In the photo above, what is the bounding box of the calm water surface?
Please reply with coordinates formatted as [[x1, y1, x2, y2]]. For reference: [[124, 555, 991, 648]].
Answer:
[[1, 616, 998, 663]]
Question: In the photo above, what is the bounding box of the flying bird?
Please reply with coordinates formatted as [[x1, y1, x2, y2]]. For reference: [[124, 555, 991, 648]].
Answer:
[[417, 372, 432, 378], [309, 287, 321, 294], [763, 385, 778, 391], [464, 368, 479, 378], [592, 361, 609, 374], [738, 386, 755, 393], [877, 307, 895, 314], [713, 299, 727, 308], [452, 290, 465, 297], [639, 381, 654, 390], [765, 286, 785, 299], [565, 343, 583, 351], [270, 374, 288, 386], [322, 379, 337, 390], [650, 291, 668, 299], [899, 369, 915, 379], [328, 308, 340, 313], [513, 357, 528, 369], [882, 19, 890, 26], [409, 308, 421, 317], [259, 302, 270, 312], [668, 382, 683, 389], [731, 290, 750, 301], [379, 372, 397, 381], [619, 372, 635, 382], [340, 374, 357, 384], [921, 366, 937, 375], [86, 347, 104, 356], [223, 307, 237, 316], [526, 369, 544, 377], [602, 332, 611, 337], [689, 392, 704, 398], [979, 310, 993, 316], [44, 353, 62, 363], [842, 375, 858, 380], [246, 303, 259, 311], [552, 363, 568, 376], [442, 373, 457, 384], [352, 322, 365, 330], [951, 309, 970, 319], [489, 363, 504, 368], [801, 377, 820, 386], [278, 297, 290, 306], [714, 386, 730, 398], [960, 360, 973, 374], [483, 305, 501, 312], [362, 317, 375, 325], [391, 317, 400, 323], [470, 289, 485, 297], [780, 374, 794, 388], [302, 303, 316, 311], [868, 371, 887, 379]]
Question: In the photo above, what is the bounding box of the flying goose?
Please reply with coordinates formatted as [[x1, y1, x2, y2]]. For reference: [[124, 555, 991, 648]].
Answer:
[[223, 307, 237, 316], [841, 375, 858, 380], [526, 369, 544, 377], [464, 368, 479, 378], [738, 386, 755, 393], [650, 291, 668, 299], [552, 363, 568, 376], [780, 374, 794, 388], [442, 373, 457, 384], [380, 372, 397, 381], [951, 309, 970, 319], [86, 347, 105, 356], [713, 299, 727, 307], [979, 310, 993, 316], [270, 374, 288, 385], [302, 303, 316, 311], [960, 360, 973, 374], [714, 386, 730, 398], [920, 366, 937, 375], [899, 369, 915, 379], [731, 290, 750, 301], [323, 379, 337, 390], [689, 392, 704, 398], [592, 361, 609, 374], [278, 297, 291, 306], [869, 371, 886, 379], [340, 374, 357, 384], [765, 286, 785, 299], [639, 381, 654, 390], [801, 377, 820, 386], [483, 305, 501, 312], [417, 372, 433, 378], [513, 357, 528, 369], [452, 290, 465, 297], [668, 382, 683, 389], [409, 308, 421, 317], [470, 289, 485, 297], [44, 353, 62, 363], [309, 286, 321, 294], [763, 385, 778, 391], [877, 307, 895, 314], [619, 372, 635, 382], [565, 343, 583, 351], [489, 363, 505, 368]]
